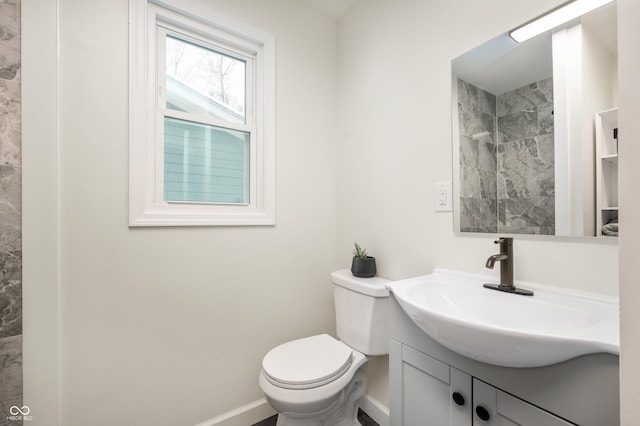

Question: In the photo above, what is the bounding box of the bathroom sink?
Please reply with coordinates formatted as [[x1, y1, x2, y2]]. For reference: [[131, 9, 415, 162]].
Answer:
[[386, 269, 619, 368]]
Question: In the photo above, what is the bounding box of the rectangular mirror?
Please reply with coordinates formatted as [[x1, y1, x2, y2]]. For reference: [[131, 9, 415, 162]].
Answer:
[[452, 1, 618, 237]]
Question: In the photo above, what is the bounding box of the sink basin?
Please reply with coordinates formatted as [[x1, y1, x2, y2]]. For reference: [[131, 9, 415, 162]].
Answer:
[[386, 269, 619, 368]]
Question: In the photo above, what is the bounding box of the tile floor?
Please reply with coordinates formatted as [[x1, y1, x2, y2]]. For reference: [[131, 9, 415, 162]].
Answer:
[[252, 409, 379, 426]]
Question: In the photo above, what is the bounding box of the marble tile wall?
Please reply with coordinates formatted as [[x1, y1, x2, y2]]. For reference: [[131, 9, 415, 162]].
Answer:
[[457, 77, 555, 235], [457, 78, 498, 233], [497, 78, 555, 235], [0, 1, 22, 424]]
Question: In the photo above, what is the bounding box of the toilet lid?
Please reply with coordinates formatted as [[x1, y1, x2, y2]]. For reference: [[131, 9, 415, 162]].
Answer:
[[262, 334, 353, 390]]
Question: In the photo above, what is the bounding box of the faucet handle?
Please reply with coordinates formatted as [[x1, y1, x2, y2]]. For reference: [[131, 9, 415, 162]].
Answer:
[[494, 237, 512, 245]]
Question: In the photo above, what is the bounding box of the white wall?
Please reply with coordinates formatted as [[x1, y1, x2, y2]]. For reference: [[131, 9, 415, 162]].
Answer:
[[337, 0, 620, 407], [22, 1, 61, 424], [25, 0, 338, 425], [618, 0, 640, 423]]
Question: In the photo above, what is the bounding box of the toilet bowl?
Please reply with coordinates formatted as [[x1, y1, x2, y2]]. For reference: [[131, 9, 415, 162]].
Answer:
[[259, 334, 367, 425], [259, 270, 389, 426]]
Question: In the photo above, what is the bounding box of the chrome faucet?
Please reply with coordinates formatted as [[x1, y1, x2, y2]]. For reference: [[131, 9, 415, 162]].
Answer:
[[483, 237, 533, 296]]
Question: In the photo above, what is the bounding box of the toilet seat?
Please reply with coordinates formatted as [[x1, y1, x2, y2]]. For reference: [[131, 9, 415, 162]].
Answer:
[[262, 334, 353, 390]]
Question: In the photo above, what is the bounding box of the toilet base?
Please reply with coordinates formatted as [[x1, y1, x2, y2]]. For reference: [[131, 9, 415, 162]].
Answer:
[[274, 369, 367, 426]]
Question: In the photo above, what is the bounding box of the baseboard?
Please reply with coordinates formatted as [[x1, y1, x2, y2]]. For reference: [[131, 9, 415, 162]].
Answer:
[[193, 398, 275, 426], [361, 394, 389, 426], [192, 394, 388, 426]]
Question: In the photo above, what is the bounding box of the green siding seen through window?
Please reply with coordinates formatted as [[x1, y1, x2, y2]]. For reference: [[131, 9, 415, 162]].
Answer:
[[164, 117, 249, 204]]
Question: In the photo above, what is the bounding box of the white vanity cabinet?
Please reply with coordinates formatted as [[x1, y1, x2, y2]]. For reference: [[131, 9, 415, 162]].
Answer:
[[391, 340, 472, 425], [472, 379, 575, 426], [389, 295, 620, 426], [391, 340, 575, 425]]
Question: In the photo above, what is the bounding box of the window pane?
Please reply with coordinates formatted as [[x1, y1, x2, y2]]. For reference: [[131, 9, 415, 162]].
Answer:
[[164, 117, 250, 204], [165, 35, 246, 124]]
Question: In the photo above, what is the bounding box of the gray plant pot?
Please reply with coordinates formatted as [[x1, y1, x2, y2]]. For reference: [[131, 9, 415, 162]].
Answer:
[[351, 256, 377, 278]]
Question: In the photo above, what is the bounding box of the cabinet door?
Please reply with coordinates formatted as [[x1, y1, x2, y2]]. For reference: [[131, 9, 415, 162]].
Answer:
[[450, 367, 473, 425], [472, 379, 576, 426], [391, 342, 472, 426]]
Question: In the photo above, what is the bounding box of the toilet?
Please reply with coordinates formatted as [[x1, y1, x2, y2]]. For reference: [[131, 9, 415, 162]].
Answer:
[[259, 270, 389, 426]]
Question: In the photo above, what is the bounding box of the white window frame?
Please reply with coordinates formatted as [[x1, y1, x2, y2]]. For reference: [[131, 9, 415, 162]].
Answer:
[[129, 0, 276, 226]]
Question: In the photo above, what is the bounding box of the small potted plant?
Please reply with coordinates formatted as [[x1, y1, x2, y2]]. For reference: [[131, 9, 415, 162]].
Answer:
[[351, 242, 377, 278]]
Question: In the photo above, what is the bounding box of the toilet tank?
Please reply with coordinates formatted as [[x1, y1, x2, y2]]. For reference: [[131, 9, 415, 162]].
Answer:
[[331, 269, 390, 356]]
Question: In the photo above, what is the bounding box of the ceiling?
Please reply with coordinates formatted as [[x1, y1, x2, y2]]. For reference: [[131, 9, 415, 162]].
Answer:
[[296, 0, 359, 20]]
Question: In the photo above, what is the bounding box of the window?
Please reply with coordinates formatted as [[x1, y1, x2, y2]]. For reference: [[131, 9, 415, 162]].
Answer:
[[129, 0, 275, 226]]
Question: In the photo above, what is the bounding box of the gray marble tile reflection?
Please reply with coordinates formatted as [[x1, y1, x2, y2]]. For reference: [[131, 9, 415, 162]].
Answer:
[[458, 104, 494, 140], [497, 79, 553, 117], [500, 197, 555, 233], [0, 251, 21, 338], [538, 103, 554, 135], [0, 2, 22, 422], [461, 167, 497, 199], [498, 136, 554, 199], [458, 77, 554, 235], [460, 136, 496, 171], [497, 110, 538, 144], [0, 334, 21, 426], [496, 78, 555, 235], [0, 0, 21, 340], [457, 78, 498, 232], [460, 198, 498, 233], [458, 79, 496, 116]]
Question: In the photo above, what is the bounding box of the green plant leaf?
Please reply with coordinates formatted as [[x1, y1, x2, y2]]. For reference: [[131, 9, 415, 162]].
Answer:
[[353, 242, 368, 259]]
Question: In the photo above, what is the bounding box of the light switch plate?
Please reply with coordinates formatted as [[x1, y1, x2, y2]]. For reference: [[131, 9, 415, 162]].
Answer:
[[434, 181, 452, 212]]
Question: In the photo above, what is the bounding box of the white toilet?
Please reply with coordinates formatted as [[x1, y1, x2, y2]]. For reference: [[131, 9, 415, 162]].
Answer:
[[259, 270, 389, 426]]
